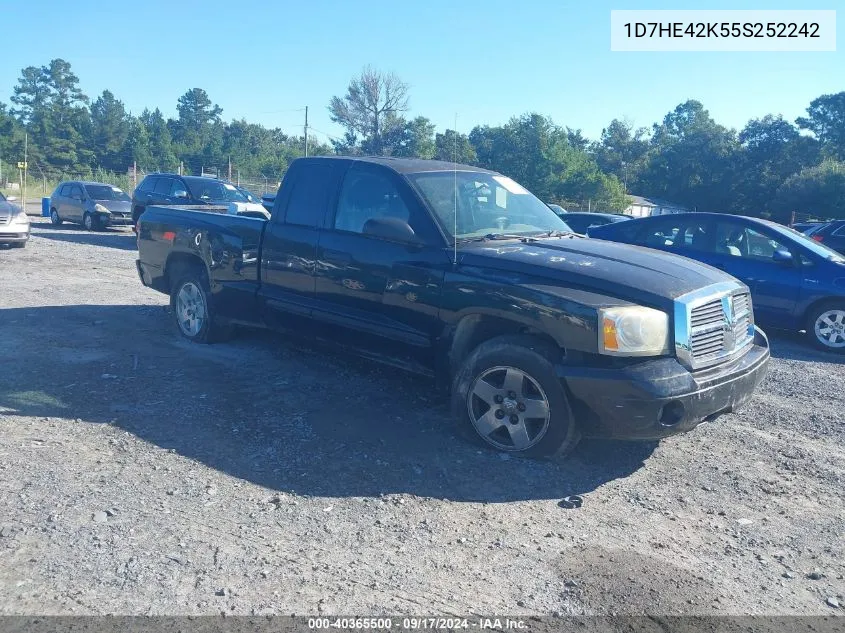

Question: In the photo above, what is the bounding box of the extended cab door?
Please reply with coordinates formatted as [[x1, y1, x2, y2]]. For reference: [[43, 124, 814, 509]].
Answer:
[[313, 162, 449, 362], [259, 160, 344, 326]]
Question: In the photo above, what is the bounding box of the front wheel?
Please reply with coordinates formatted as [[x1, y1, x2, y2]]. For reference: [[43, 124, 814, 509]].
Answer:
[[807, 303, 845, 353], [83, 212, 99, 231], [451, 335, 580, 458], [170, 267, 232, 343], [50, 209, 62, 225]]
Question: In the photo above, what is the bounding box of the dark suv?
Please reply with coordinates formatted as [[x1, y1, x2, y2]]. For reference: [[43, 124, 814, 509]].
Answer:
[[808, 220, 845, 254], [131, 174, 268, 224]]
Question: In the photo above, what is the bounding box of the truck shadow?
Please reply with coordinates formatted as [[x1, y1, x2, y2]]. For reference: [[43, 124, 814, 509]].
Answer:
[[1, 304, 658, 503], [30, 221, 137, 251]]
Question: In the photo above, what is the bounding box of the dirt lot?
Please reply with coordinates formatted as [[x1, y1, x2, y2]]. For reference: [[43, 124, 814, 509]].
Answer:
[[0, 218, 843, 617]]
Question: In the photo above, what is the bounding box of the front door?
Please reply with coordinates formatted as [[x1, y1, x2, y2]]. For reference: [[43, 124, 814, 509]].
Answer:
[[313, 162, 448, 364]]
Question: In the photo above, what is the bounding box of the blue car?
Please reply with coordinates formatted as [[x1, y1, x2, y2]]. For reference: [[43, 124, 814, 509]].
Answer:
[[588, 212, 845, 352]]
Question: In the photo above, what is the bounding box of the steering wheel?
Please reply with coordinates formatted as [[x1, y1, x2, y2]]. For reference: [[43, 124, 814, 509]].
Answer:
[[495, 216, 510, 231]]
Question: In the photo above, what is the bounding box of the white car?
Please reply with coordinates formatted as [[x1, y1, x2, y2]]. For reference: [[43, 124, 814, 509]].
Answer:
[[0, 192, 30, 248]]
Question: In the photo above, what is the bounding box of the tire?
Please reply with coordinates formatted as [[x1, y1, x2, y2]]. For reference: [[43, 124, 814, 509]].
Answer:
[[806, 302, 845, 353], [169, 265, 233, 344], [83, 212, 100, 231], [451, 334, 581, 458], [50, 208, 62, 225], [11, 242, 26, 249]]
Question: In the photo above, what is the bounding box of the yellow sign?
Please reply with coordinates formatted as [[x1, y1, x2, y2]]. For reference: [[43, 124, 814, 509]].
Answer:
[[17, 161, 27, 169]]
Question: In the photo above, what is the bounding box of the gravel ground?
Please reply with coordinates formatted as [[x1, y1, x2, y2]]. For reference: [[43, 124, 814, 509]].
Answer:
[[0, 218, 843, 617]]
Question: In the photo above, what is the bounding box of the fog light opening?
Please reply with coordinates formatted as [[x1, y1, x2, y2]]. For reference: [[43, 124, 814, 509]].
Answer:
[[659, 400, 685, 426]]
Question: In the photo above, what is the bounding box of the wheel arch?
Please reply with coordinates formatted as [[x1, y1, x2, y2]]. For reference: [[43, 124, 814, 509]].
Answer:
[[445, 312, 564, 378], [164, 252, 209, 294]]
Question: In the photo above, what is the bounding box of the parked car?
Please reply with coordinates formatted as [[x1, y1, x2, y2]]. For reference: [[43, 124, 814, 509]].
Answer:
[[0, 191, 30, 248], [807, 220, 845, 254], [792, 221, 825, 234], [136, 156, 770, 458], [547, 203, 567, 215], [49, 181, 134, 231], [563, 212, 631, 234], [589, 213, 845, 352], [260, 194, 276, 213], [131, 174, 269, 225]]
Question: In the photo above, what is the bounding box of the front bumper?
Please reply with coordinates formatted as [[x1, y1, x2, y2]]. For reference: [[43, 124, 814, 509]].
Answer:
[[96, 212, 134, 227], [0, 228, 30, 244], [560, 327, 770, 440]]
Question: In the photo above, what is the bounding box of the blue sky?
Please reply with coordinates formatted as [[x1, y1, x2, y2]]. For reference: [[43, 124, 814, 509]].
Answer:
[[0, 0, 841, 145]]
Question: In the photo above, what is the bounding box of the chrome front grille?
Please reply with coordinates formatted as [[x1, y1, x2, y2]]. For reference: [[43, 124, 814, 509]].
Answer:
[[675, 282, 755, 371], [0, 213, 10, 226]]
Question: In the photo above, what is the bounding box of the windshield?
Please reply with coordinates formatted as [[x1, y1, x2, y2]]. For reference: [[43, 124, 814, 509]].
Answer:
[[237, 187, 260, 203], [771, 222, 845, 262], [185, 179, 249, 203], [83, 185, 130, 201], [410, 171, 571, 239]]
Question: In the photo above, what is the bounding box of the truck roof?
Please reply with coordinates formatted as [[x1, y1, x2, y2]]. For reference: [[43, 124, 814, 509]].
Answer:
[[297, 155, 497, 175]]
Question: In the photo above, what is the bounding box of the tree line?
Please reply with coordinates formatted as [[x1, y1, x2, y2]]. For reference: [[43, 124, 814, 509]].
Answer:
[[1, 59, 843, 220]]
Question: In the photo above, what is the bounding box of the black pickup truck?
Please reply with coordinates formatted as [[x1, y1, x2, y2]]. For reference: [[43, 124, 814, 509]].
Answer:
[[136, 156, 770, 458]]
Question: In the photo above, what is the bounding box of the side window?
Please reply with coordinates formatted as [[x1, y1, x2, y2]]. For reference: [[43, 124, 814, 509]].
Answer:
[[333, 168, 419, 237], [283, 164, 333, 227], [154, 178, 173, 195], [335, 170, 406, 234], [70, 185, 83, 199], [714, 223, 788, 262], [139, 177, 158, 193], [640, 219, 684, 248], [169, 179, 187, 196], [59, 184, 72, 196], [833, 224, 845, 237], [744, 228, 788, 261], [679, 220, 712, 252]]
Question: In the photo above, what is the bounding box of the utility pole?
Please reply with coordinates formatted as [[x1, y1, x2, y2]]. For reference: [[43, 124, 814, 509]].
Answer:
[[179, 161, 183, 176], [236, 169, 240, 187], [133, 161, 137, 190], [304, 106, 309, 157], [228, 155, 232, 181], [23, 132, 27, 212]]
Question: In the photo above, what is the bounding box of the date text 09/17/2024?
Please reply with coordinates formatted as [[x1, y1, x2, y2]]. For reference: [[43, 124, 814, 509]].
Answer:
[[307, 618, 527, 630]]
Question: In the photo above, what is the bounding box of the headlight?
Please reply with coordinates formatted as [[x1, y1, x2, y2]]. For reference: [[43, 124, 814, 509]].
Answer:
[[11, 207, 29, 223], [599, 306, 670, 356], [94, 203, 111, 213]]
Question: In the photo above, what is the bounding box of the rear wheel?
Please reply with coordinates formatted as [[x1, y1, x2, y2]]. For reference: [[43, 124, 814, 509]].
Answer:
[[169, 265, 233, 344], [807, 302, 845, 353], [50, 208, 62, 225], [452, 335, 580, 458]]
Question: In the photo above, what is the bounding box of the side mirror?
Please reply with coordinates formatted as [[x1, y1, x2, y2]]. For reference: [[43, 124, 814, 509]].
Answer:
[[362, 217, 418, 243], [6, 196, 17, 202], [174, 190, 189, 199], [773, 248, 794, 265]]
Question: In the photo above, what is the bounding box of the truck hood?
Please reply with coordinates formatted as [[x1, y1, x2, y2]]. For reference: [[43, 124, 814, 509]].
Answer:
[[459, 236, 739, 310]]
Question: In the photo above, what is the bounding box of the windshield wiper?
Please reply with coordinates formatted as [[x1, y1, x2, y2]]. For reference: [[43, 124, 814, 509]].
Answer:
[[454, 233, 531, 244], [541, 229, 577, 238]]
